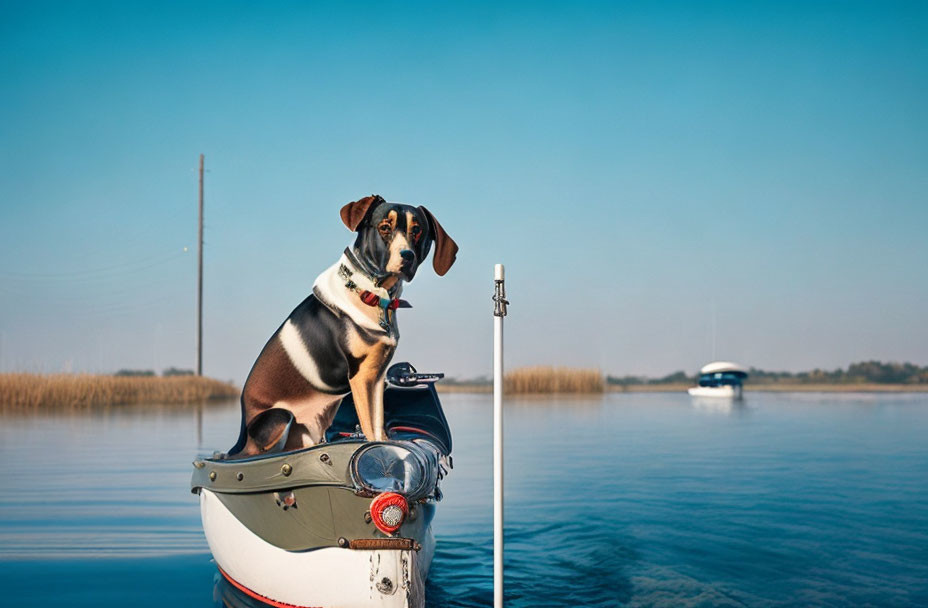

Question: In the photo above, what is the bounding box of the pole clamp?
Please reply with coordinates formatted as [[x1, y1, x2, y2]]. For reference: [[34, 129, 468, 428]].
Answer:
[[493, 280, 509, 317]]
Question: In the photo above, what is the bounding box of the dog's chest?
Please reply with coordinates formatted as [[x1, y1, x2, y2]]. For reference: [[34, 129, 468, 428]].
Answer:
[[313, 256, 404, 340]]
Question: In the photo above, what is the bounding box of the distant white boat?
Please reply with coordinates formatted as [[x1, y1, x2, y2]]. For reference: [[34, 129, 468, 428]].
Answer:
[[688, 361, 748, 399]]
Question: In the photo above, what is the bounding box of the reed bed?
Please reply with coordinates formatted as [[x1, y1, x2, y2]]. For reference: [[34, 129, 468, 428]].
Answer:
[[0, 374, 239, 409], [504, 366, 604, 394]]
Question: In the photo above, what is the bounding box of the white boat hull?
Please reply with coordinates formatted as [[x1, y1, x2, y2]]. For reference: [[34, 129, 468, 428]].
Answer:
[[200, 489, 434, 608], [687, 385, 741, 399]]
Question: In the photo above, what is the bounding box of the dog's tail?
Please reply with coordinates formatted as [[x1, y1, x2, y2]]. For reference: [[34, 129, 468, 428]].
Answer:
[[225, 392, 249, 456]]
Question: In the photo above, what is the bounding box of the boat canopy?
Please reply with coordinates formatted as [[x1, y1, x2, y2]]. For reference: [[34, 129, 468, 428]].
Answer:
[[697, 372, 745, 388], [699, 361, 749, 377]]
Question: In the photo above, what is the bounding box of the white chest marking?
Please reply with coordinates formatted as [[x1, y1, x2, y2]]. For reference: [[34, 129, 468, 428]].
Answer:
[[313, 255, 388, 333], [279, 320, 338, 392]]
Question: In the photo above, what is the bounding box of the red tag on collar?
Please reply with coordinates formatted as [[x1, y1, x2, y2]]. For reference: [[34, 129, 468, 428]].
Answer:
[[359, 291, 381, 307], [359, 290, 411, 311]]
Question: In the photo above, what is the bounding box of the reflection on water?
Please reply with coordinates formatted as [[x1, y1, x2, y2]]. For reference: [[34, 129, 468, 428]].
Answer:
[[213, 572, 267, 608], [1, 393, 928, 607], [690, 395, 751, 415], [0, 400, 234, 560]]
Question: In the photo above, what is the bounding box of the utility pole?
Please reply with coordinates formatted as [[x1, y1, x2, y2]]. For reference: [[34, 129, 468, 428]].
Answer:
[[197, 154, 204, 376]]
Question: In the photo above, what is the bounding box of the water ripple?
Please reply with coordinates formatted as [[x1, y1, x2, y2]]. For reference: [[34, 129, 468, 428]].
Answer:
[[2, 393, 928, 607]]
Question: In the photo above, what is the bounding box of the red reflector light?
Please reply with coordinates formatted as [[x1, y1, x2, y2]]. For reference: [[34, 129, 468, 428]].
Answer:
[[369, 492, 408, 535]]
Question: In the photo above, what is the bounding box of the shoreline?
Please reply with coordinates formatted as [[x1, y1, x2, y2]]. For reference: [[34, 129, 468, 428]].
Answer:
[[437, 383, 928, 394], [3, 374, 925, 408]]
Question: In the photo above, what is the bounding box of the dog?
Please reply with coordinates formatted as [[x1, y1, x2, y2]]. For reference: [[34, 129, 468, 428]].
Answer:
[[231, 195, 457, 456]]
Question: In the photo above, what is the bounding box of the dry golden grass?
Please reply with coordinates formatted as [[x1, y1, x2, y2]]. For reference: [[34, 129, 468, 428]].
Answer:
[[0, 374, 239, 409], [504, 366, 604, 394]]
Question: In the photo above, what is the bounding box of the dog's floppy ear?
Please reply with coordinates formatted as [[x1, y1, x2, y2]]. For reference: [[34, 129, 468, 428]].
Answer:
[[340, 195, 385, 231], [418, 206, 459, 276]]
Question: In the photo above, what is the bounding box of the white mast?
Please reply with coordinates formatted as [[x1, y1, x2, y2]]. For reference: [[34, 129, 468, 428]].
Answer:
[[492, 264, 508, 608]]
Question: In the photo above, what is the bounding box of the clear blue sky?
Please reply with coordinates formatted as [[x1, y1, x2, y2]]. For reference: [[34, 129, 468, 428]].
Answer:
[[1, 1, 926, 383]]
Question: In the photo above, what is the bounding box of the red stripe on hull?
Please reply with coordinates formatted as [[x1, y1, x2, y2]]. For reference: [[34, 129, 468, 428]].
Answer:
[[218, 566, 322, 608]]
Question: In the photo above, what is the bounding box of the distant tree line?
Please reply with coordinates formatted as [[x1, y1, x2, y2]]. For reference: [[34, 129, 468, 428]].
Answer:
[[441, 375, 491, 386], [607, 361, 928, 386], [746, 361, 928, 385], [114, 367, 195, 377], [607, 370, 693, 386]]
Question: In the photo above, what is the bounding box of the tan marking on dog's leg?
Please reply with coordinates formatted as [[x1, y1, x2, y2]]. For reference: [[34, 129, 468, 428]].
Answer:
[[348, 365, 377, 441], [344, 326, 394, 441], [371, 372, 386, 440], [348, 356, 391, 441]]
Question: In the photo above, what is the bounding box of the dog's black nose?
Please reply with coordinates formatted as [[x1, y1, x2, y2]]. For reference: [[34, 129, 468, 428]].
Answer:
[[400, 249, 415, 263]]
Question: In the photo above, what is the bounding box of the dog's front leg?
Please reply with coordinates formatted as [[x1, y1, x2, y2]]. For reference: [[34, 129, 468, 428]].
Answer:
[[348, 361, 387, 441], [343, 325, 394, 441], [370, 372, 386, 440]]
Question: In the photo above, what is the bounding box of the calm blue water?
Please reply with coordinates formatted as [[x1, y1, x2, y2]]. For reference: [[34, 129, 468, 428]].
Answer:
[[1, 392, 927, 607]]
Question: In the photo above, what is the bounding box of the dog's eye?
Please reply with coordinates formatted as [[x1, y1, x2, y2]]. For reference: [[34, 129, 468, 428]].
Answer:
[[410, 225, 422, 242], [378, 222, 392, 236]]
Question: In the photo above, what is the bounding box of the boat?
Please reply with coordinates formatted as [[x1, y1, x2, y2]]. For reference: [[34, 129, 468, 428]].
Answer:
[[191, 362, 452, 608], [687, 361, 748, 399]]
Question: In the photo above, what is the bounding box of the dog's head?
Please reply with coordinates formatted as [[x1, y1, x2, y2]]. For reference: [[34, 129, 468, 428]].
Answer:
[[340, 195, 458, 282]]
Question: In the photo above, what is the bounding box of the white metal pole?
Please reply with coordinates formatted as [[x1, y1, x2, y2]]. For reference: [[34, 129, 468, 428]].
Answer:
[[493, 263, 508, 608]]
